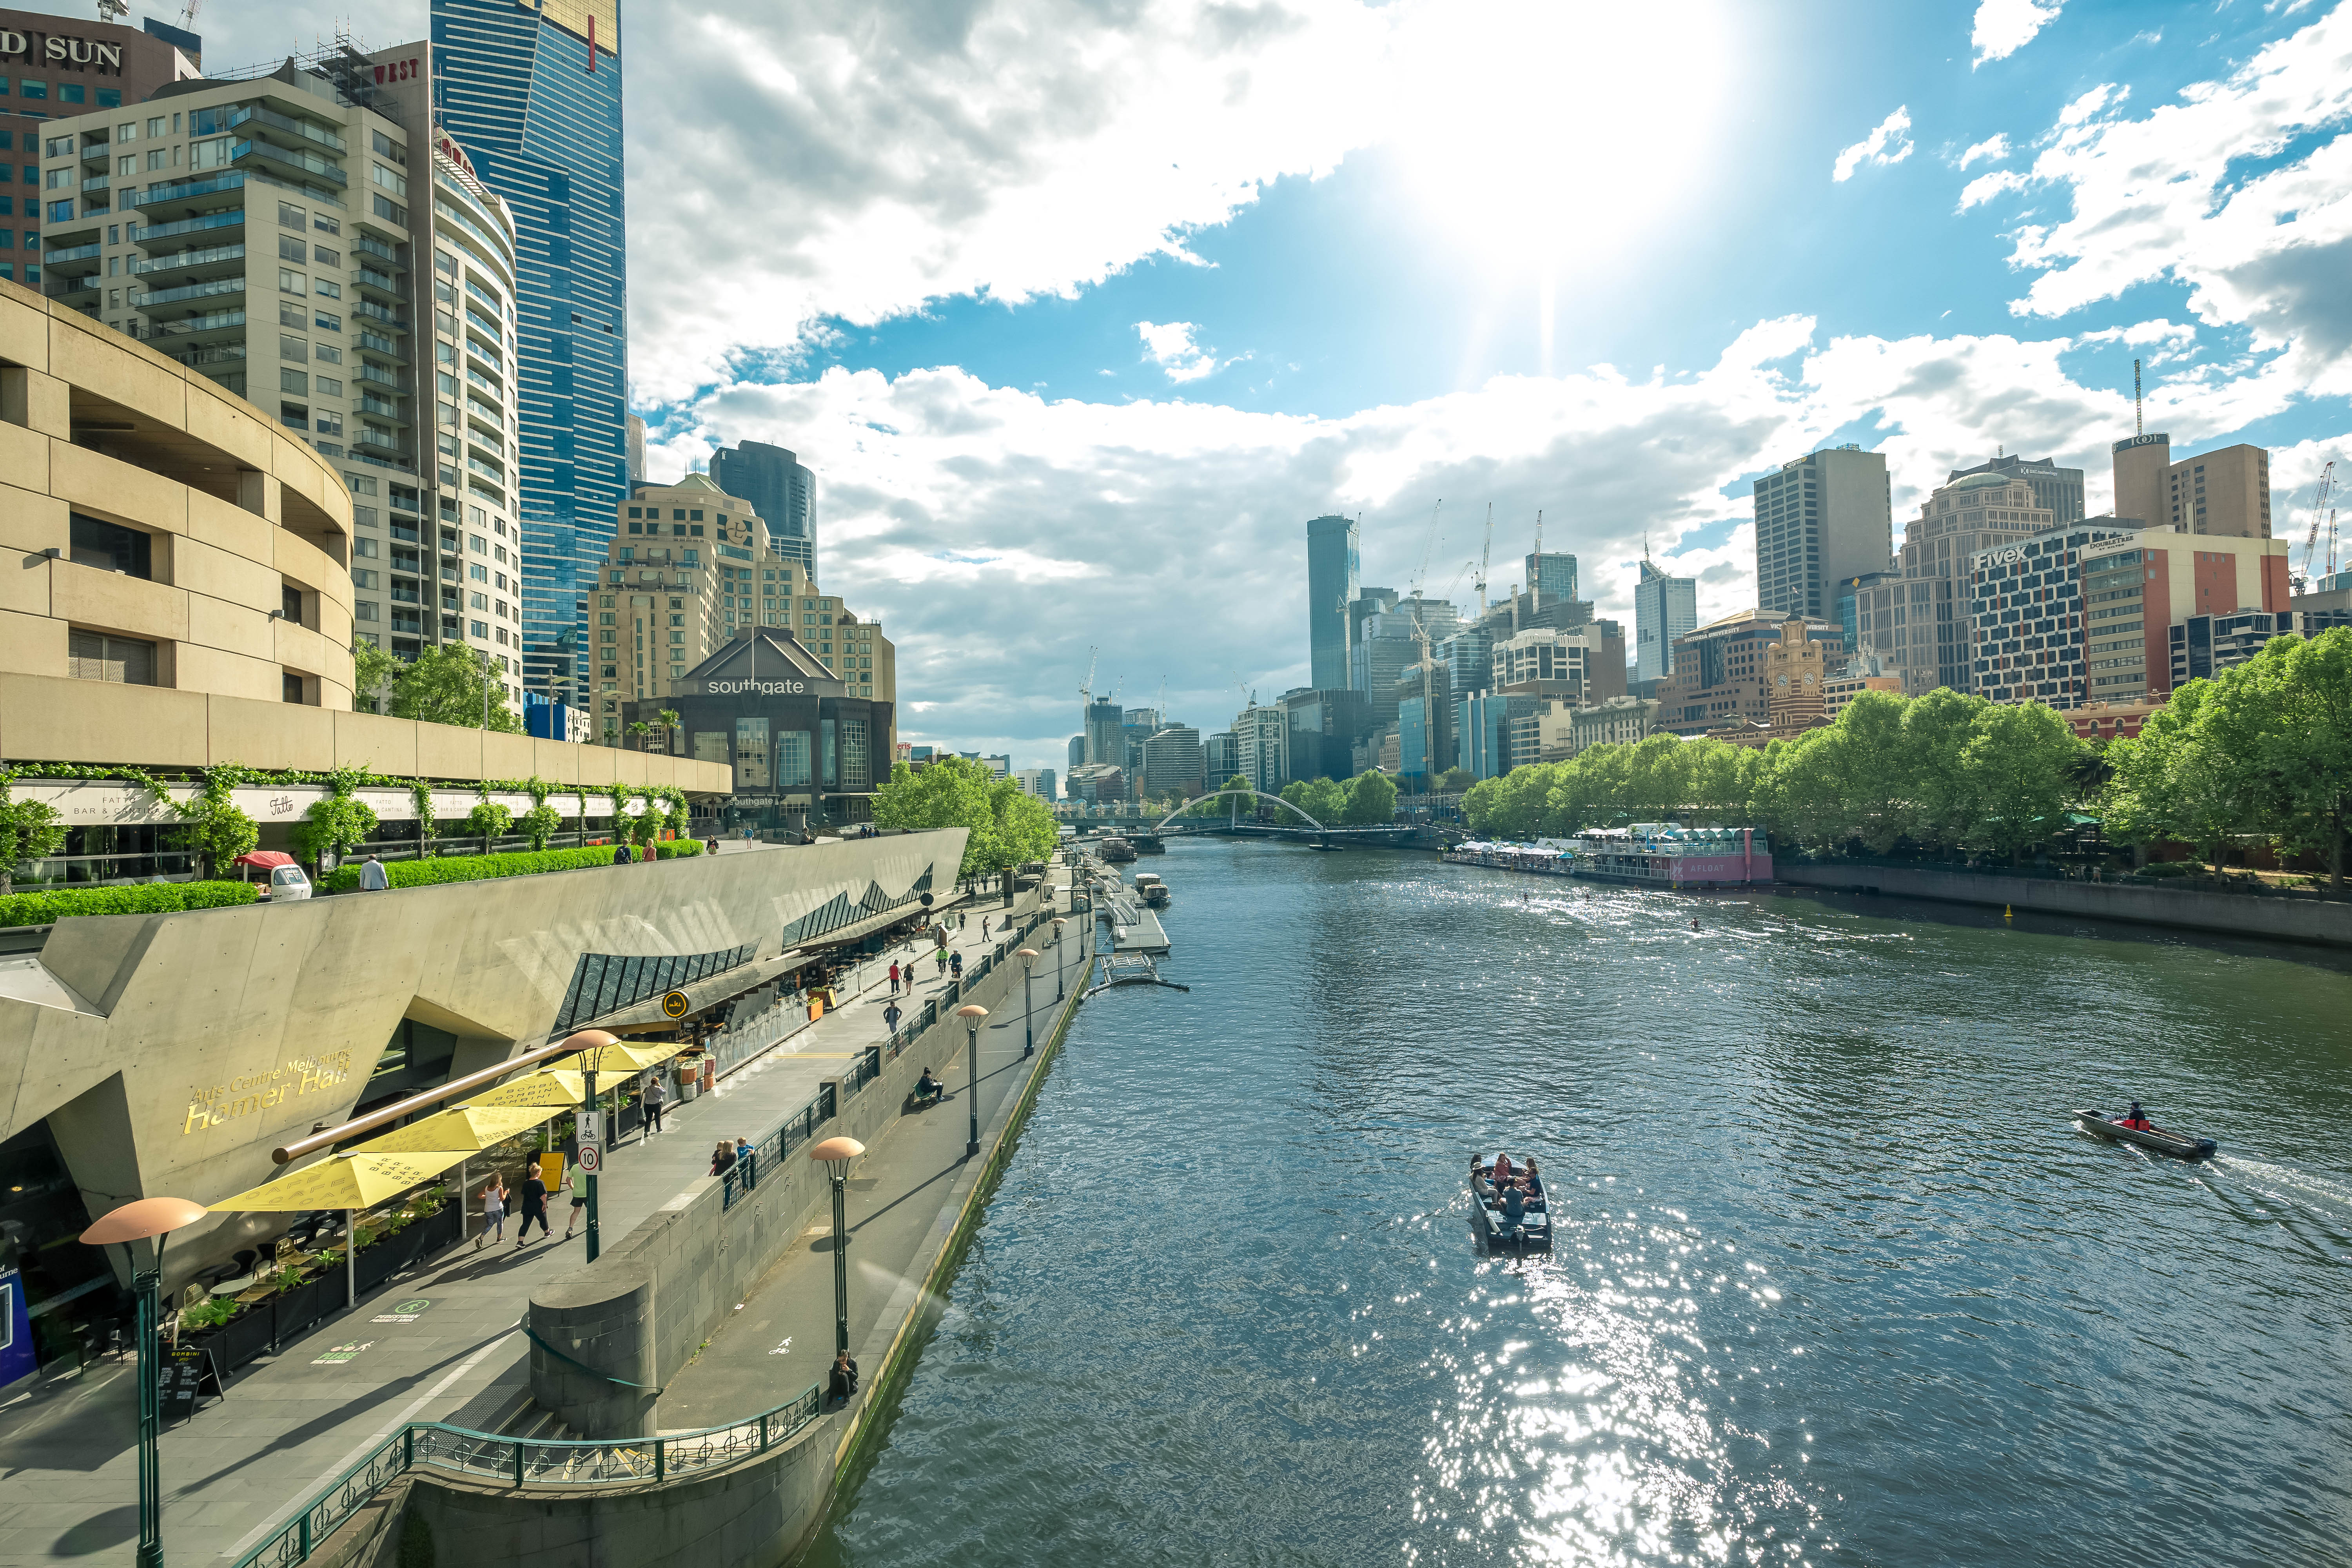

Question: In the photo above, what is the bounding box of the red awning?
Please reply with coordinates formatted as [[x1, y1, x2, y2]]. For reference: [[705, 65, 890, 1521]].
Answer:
[[232, 851, 296, 870]]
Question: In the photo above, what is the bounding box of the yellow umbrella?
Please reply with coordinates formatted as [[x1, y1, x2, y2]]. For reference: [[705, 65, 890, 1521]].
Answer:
[[467, 1070, 591, 1109], [209, 1149, 472, 1308], [547, 1042, 673, 1075], [357, 1105, 555, 1154]]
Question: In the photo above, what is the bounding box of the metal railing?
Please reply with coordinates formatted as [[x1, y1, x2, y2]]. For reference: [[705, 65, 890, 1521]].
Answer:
[[233, 1387, 822, 1568]]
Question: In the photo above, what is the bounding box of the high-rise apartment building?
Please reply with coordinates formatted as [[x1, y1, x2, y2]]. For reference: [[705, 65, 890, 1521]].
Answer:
[[1141, 725, 1204, 800], [1967, 519, 2146, 708], [37, 44, 532, 712], [1945, 452, 2083, 526], [1013, 767, 1057, 802], [597, 472, 892, 748], [1306, 513, 1358, 691], [1751, 445, 1892, 621], [1344, 586, 1397, 689], [2078, 529, 2291, 704], [1082, 697, 1124, 766], [432, 0, 628, 710], [1234, 702, 1287, 793], [710, 439, 817, 578], [2111, 432, 2273, 538], [1067, 733, 1086, 772], [0, 9, 200, 295], [1633, 556, 1696, 683]]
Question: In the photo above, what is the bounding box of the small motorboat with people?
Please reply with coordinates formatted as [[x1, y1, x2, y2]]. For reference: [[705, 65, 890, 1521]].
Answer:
[[1468, 1153, 1553, 1255], [2074, 1103, 2217, 1161]]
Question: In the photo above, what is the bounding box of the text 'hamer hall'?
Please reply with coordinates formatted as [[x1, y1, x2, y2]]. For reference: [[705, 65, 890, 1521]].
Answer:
[[624, 626, 893, 832]]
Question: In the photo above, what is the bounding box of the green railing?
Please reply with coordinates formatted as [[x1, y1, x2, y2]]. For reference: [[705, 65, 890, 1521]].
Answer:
[[233, 1385, 823, 1568]]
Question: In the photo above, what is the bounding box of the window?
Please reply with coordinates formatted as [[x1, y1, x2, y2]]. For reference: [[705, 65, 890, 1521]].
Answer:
[[278, 201, 304, 229], [314, 310, 341, 332], [69, 513, 153, 578], [278, 235, 305, 264], [68, 629, 156, 685], [19, 81, 44, 100], [279, 333, 307, 363], [469, 563, 488, 582], [278, 269, 306, 296], [97, 89, 120, 109], [46, 200, 71, 222]]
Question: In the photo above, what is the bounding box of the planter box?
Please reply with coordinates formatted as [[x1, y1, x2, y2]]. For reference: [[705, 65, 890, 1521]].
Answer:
[[271, 1274, 334, 1347], [213, 1299, 278, 1375]]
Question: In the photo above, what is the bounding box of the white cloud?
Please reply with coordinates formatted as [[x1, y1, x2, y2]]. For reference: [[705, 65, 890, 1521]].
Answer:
[[1956, 170, 2029, 210], [1972, 0, 2064, 66], [621, 0, 1397, 403], [1134, 321, 1225, 382], [1957, 134, 2012, 169], [1833, 108, 1915, 182], [1995, 5, 2352, 403]]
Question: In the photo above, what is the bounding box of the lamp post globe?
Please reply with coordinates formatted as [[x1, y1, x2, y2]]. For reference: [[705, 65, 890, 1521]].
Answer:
[[1016, 948, 1041, 1057], [82, 1196, 209, 1568], [955, 1003, 988, 1157], [808, 1136, 866, 1356]]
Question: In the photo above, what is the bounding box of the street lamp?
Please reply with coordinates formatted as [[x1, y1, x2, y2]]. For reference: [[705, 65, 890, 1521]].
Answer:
[[557, 1028, 621, 1263], [1051, 917, 1068, 1000], [1016, 947, 1040, 1057], [808, 1136, 865, 1355], [955, 1003, 987, 1158], [82, 1195, 209, 1568]]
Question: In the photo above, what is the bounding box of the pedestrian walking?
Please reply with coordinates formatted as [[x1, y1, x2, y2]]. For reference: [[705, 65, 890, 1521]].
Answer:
[[476, 1173, 507, 1249], [888, 960, 902, 995], [358, 853, 389, 892], [958, 912, 967, 931], [514, 1166, 551, 1245], [884, 1000, 902, 1034], [561, 1166, 589, 1240], [982, 916, 991, 940], [641, 1073, 666, 1135]]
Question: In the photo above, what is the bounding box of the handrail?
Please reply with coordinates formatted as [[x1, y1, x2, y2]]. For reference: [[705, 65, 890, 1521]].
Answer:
[[231, 1387, 823, 1568]]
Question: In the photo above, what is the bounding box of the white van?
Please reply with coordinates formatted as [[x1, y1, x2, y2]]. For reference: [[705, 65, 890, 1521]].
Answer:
[[263, 865, 312, 902]]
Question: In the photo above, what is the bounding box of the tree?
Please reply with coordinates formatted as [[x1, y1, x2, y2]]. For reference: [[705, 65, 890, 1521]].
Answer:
[[2198, 628, 2352, 891], [172, 766, 259, 880], [291, 768, 379, 868], [2101, 683, 2238, 871], [0, 779, 67, 897], [1188, 774, 1256, 817], [465, 800, 514, 849], [388, 644, 523, 732], [873, 757, 1000, 878], [1435, 765, 1475, 793], [1955, 702, 2084, 864], [657, 708, 683, 756], [988, 780, 1060, 869], [1342, 770, 1398, 825], [350, 639, 399, 716], [1896, 687, 1988, 853]]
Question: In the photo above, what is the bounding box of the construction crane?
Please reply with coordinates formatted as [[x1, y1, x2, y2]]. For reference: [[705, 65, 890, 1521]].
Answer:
[[1152, 676, 1167, 731], [1475, 503, 1494, 615], [175, 0, 200, 30], [2296, 461, 2338, 590], [96, 0, 129, 23]]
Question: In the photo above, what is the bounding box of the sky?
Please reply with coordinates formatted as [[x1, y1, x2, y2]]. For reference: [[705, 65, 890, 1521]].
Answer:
[[45, 0, 2352, 769]]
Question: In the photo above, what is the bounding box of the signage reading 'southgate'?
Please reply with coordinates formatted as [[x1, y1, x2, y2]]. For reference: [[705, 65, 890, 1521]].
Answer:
[[703, 678, 811, 695]]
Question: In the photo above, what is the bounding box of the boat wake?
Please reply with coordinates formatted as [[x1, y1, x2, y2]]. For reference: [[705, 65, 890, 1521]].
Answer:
[[2207, 1156, 2352, 1230]]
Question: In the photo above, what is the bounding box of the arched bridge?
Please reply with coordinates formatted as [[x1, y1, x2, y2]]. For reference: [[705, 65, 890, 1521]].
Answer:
[[1146, 790, 1417, 846]]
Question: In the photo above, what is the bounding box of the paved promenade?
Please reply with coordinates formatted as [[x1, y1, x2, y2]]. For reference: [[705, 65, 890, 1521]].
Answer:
[[0, 880, 1088, 1568]]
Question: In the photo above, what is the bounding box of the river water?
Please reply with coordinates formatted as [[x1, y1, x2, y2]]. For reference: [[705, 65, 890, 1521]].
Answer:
[[805, 840, 2352, 1568]]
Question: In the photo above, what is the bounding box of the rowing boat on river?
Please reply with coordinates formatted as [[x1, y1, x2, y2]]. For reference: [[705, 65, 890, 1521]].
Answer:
[[1468, 1171, 1553, 1254], [2074, 1109, 2217, 1161]]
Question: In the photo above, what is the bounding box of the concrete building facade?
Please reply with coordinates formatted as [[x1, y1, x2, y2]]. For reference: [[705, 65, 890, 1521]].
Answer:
[[1013, 767, 1056, 801], [1234, 701, 1287, 794], [1751, 445, 1891, 621], [1657, 608, 1845, 737], [1946, 452, 2083, 526], [2078, 528, 2292, 704], [1140, 724, 1203, 800], [2112, 432, 2273, 540]]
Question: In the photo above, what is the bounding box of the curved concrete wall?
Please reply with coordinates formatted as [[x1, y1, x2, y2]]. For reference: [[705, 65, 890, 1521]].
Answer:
[[0, 829, 965, 1285]]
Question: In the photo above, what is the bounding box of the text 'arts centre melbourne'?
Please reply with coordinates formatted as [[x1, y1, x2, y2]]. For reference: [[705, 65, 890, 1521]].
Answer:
[[625, 626, 895, 834]]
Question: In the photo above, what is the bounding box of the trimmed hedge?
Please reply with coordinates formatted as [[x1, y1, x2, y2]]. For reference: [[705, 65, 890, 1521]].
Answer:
[[654, 838, 704, 860], [0, 880, 259, 927], [322, 837, 703, 892]]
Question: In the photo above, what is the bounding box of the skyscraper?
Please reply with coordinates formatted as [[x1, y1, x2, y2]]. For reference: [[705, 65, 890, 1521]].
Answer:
[[1945, 452, 2083, 525], [1525, 552, 1578, 608], [1633, 557, 1697, 684], [711, 441, 819, 579], [1306, 514, 1359, 690], [1751, 446, 1892, 621], [432, 0, 629, 708]]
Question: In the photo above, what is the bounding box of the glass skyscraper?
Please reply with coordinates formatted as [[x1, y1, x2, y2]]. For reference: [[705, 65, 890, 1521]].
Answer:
[[430, 0, 628, 706], [1306, 514, 1359, 691], [710, 441, 819, 579]]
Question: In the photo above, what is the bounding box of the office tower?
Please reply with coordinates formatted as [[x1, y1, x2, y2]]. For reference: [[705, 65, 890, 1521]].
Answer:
[[1281, 688, 1370, 784], [1141, 726, 1204, 799], [1969, 519, 2148, 708], [1306, 514, 1359, 691], [1083, 697, 1124, 766], [38, 42, 531, 712], [2080, 530, 2290, 704], [1350, 597, 1461, 726], [433, 0, 629, 709], [1067, 734, 1086, 772], [1945, 452, 2083, 525], [1345, 587, 1398, 688], [1203, 730, 1240, 782], [710, 439, 818, 579], [626, 413, 645, 482], [1525, 551, 1577, 607], [2110, 429, 2272, 540], [1633, 557, 1697, 683], [1850, 466, 2051, 695], [1751, 445, 1892, 620], [1014, 768, 1058, 801], [1234, 702, 1287, 793]]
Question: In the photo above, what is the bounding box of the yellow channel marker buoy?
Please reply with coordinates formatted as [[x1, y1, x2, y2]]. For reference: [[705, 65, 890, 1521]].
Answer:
[[2004, 904, 2013, 918]]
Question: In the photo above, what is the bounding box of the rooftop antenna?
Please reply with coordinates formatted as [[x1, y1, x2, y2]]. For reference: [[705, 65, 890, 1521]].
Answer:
[[1530, 509, 1544, 610], [2134, 358, 2143, 436]]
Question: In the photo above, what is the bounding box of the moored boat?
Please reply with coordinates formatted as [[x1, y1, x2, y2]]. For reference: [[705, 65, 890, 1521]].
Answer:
[[2074, 1109, 2217, 1161], [1134, 872, 1170, 908], [1099, 835, 1136, 864]]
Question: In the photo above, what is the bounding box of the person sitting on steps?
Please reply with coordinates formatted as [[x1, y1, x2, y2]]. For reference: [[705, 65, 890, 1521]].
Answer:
[[916, 1067, 944, 1105]]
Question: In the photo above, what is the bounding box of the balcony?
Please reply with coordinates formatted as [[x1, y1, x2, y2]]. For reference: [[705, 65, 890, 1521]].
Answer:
[[358, 393, 408, 424], [466, 453, 506, 483], [356, 329, 408, 363], [350, 231, 398, 266], [164, 343, 248, 371], [51, 270, 101, 303], [129, 210, 245, 248], [78, 137, 110, 168], [132, 241, 246, 281], [354, 362, 409, 392], [228, 103, 347, 156], [353, 427, 407, 459], [129, 275, 245, 312], [230, 139, 347, 188], [354, 265, 403, 301], [133, 173, 248, 220], [131, 310, 247, 344], [464, 365, 503, 399], [388, 580, 421, 604], [81, 174, 110, 195], [353, 297, 410, 333], [45, 241, 102, 265]]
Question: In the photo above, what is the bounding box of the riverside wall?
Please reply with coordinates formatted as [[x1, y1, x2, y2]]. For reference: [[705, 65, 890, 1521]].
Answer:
[[1774, 861, 2352, 948]]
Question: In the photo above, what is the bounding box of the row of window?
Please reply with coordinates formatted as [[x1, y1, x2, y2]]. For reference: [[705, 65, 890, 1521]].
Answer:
[[1, 79, 123, 107]]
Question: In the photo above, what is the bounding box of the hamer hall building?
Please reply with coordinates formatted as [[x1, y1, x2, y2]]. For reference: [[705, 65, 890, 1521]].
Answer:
[[624, 625, 894, 833]]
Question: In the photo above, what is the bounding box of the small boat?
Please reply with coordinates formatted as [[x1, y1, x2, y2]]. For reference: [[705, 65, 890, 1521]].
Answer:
[[1133, 873, 1169, 908], [1468, 1170, 1553, 1255], [2074, 1109, 2217, 1161], [1098, 835, 1136, 864]]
